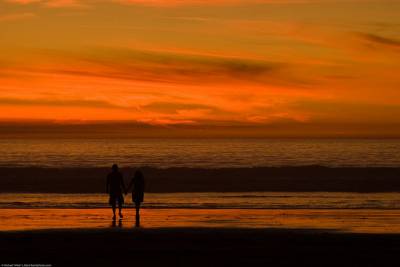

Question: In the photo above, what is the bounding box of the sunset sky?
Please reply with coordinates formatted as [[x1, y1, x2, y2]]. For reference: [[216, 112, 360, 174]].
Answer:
[[0, 0, 399, 137]]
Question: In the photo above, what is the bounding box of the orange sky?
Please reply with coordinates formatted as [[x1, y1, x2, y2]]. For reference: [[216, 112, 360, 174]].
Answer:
[[0, 0, 400, 136]]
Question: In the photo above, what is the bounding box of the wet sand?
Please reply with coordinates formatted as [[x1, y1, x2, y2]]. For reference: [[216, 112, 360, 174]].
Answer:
[[2, 208, 400, 233], [1, 208, 400, 266], [1, 227, 400, 267]]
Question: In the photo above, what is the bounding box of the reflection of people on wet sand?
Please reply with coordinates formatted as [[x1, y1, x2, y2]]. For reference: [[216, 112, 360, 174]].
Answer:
[[127, 170, 145, 227], [111, 218, 123, 228], [106, 164, 126, 220]]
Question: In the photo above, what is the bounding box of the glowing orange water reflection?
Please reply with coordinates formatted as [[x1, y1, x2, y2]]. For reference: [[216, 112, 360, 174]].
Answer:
[[1, 208, 400, 233]]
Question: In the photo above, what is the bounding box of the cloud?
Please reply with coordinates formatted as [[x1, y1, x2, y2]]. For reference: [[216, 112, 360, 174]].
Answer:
[[18, 47, 284, 86], [0, 45, 328, 125], [358, 33, 400, 49], [291, 100, 400, 124], [0, 97, 129, 109], [5, 0, 41, 3], [6, 0, 89, 8], [7, 0, 383, 8], [45, 0, 87, 8], [142, 101, 217, 114], [112, 0, 306, 6], [109, 0, 398, 7], [0, 12, 36, 22]]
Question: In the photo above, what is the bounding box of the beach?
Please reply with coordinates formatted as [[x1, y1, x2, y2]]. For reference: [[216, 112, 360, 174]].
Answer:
[[2, 227, 400, 267], [1, 206, 400, 266], [1, 207, 400, 233], [1, 138, 400, 266]]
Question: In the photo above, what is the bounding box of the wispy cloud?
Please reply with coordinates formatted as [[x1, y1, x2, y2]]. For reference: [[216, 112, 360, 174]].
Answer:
[[359, 33, 400, 49], [11, 47, 285, 86], [1, 0, 400, 131], [142, 101, 217, 114], [0, 12, 36, 22], [0, 97, 128, 109], [7, 0, 385, 8], [112, 0, 309, 6], [5, 0, 41, 3], [0, 46, 314, 124], [6, 0, 89, 8]]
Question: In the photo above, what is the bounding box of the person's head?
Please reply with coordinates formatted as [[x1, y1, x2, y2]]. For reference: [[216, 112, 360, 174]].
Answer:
[[112, 164, 119, 172]]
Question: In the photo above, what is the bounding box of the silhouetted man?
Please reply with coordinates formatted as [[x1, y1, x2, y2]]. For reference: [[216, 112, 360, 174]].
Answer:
[[106, 164, 126, 220], [127, 169, 145, 227]]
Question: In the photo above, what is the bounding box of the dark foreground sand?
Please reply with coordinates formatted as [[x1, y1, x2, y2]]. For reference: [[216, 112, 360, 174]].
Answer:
[[1, 228, 400, 267]]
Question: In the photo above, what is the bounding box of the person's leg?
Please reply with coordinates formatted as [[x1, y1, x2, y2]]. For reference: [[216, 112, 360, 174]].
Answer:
[[135, 203, 140, 216], [135, 202, 140, 226], [111, 203, 116, 220], [118, 200, 123, 218], [118, 204, 124, 218], [110, 195, 117, 220]]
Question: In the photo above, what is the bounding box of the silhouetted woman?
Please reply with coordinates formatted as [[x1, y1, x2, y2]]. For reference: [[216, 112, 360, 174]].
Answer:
[[127, 170, 145, 226]]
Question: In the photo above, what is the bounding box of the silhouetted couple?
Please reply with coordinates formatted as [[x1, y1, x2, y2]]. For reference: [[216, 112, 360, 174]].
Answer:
[[106, 164, 145, 226]]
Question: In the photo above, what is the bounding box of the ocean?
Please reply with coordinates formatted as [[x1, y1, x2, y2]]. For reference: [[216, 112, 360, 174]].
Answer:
[[1, 192, 399, 209], [0, 138, 400, 168]]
